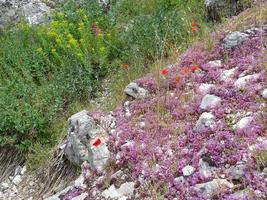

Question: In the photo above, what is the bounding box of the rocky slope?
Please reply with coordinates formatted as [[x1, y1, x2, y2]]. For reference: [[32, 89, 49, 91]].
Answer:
[[51, 18, 267, 200], [0, 2, 266, 200]]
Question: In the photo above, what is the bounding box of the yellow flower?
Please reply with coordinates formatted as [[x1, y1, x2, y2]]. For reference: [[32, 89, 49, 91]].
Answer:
[[67, 33, 73, 40], [36, 48, 43, 53], [69, 38, 78, 46], [47, 31, 57, 38], [100, 47, 106, 53], [56, 38, 62, 44], [66, 44, 71, 49], [51, 21, 59, 29], [51, 48, 56, 53]]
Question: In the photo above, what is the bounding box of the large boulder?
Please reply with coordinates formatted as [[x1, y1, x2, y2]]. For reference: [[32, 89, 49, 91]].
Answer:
[[0, 0, 52, 28], [64, 110, 111, 170], [204, 0, 253, 22]]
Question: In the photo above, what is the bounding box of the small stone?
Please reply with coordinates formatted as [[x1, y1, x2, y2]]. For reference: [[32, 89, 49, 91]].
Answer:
[[21, 166, 27, 175], [223, 31, 249, 49], [226, 163, 245, 181], [14, 166, 22, 176], [74, 175, 86, 189], [207, 60, 222, 68], [194, 179, 234, 198], [174, 176, 185, 184], [200, 94, 221, 110], [194, 112, 215, 131], [124, 82, 148, 99], [234, 73, 260, 88], [182, 165, 195, 176], [199, 83, 215, 94], [12, 175, 22, 185], [220, 68, 236, 81], [261, 89, 267, 99], [102, 182, 135, 199], [233, 116, 253, 130], [1, 182, 9, 190]]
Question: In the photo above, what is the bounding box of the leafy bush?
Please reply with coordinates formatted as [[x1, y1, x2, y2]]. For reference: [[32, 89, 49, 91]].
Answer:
[[0, 0, 208, 151]]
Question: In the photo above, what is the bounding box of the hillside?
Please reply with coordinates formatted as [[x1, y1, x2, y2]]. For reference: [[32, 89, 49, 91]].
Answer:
[[0, 0, 266, 200]]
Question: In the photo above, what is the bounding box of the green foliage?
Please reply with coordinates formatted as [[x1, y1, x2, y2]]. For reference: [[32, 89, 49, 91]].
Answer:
[[0, 0, 208, 151]]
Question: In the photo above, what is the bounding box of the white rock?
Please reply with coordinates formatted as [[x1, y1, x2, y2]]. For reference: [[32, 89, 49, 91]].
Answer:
[[174, 176, 185, 184], [88, 139, 110, 171], [199, 83, 215, 94], [194, 112, 215, 131], [194, 179, 234, 198], [220, 68, 236, 81], [1, 182, 9, 190], [124, 82, 148, 99], [234, 73, 260, 88], [182, 165, 195, 176], [12, 175, 22, 185], [200, 94, 221, 110], [74, 175, 86, 189], [21, 166, 27, 175], [233, 116, 253, 130], [102, 182, 135, 199], [261, 89, 267, 99], [208, 60, 222, 68]]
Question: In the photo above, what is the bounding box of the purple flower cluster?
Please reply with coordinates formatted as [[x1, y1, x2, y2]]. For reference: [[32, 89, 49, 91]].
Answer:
[[107, 31, 267, 199]]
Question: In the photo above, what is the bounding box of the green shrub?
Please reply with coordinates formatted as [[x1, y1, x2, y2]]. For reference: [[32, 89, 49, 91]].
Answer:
[[0, 0, 208, 151]]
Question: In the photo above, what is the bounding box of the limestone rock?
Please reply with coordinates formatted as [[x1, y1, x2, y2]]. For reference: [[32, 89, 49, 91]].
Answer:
[[233, 116, 253, 130], [220, 68, 236, 81], [194, 179, 234, 198], [194, 112, 215, 131], [182, 165, 195, 176], [234, 73, 260, 88], [200, 94, 221, 110], [102, 182, 135, 199], [223, 31, 249, 49], [261, 89, 267, 99], [0, 0, 52, 28], [64, 110, 109, 167], [124, 82, 148, 99], [226, 162, 245, 181], [88, 138, 110, 171], [199, 83, 215, 94], [207, 60, 222, 68]]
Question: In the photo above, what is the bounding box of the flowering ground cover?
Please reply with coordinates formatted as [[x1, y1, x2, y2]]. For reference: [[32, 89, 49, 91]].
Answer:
[[78, 27, 267, 199]]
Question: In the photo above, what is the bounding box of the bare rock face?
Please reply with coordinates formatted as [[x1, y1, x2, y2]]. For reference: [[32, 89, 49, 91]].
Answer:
[[204, 0, 253, 22], [64, 110, 113, 171], [0, 0, 53, 28]]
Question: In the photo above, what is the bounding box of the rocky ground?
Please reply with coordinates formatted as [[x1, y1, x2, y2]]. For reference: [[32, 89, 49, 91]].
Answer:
[[41, 25, 266, 199], [0, 1, 266, 200]]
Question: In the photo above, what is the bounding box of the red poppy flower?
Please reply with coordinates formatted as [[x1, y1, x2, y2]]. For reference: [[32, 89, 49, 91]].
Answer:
[[92, 138, 102, 147], [191, 65, 200, 72], [160, 68, 169, 75], [191, 21, 197, 27], [182, 67, 191, 75], [122, 63, 129, 70], [191, 26, 197, 33]]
